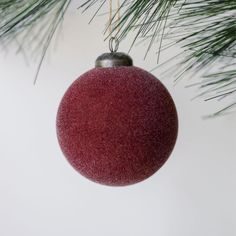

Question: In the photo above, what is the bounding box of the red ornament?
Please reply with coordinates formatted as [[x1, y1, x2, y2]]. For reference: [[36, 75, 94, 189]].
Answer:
[[57, 51, 178, 186]]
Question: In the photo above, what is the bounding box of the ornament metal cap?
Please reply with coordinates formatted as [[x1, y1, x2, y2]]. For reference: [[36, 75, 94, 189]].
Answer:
[[95, 52, 133, 68], [95, 37, 133, 68]]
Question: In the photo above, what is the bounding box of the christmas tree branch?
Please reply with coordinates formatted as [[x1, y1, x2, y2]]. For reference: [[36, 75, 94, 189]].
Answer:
[[81, 0, 236, 115], [0, 0, 235, 115], [0, 0, 72, 61]]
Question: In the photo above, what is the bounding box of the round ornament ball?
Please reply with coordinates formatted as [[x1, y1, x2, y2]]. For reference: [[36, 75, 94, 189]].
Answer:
[[56, 52, 178, 186]]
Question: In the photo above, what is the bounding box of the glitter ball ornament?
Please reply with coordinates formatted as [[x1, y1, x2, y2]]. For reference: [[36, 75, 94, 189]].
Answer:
[[57, 45, 178, 186]]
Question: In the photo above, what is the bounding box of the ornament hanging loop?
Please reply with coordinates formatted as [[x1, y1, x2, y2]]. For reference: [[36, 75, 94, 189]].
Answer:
[[109, 37, 119, 53]]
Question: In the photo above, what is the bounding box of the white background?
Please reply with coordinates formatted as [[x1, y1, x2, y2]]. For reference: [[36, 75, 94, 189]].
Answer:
[[0, 6, 236, 236]]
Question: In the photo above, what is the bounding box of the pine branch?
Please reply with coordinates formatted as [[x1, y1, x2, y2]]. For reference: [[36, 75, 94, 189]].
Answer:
[[81, 0, 236, 115], [0, 0, 71, 61], [0, 0, 235, 115]]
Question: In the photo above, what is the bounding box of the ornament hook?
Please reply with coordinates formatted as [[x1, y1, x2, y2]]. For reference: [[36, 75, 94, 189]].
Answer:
[[109, 37, 119, 53]]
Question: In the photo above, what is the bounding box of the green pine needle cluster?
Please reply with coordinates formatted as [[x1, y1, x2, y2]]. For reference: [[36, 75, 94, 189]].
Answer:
[[0, 0, 71, 82], [0, 0, 236, 115], [0, 0, 71, 47], [83, 0, 236, 116]]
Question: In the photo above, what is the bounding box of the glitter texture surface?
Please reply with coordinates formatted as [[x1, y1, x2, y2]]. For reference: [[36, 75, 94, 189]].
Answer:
[[56, 66, 178, 186]]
